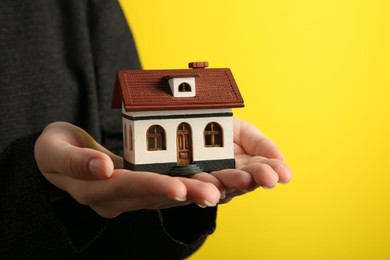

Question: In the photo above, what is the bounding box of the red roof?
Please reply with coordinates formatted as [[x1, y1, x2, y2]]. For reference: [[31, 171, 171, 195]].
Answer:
[[112, 66, 244, 112]]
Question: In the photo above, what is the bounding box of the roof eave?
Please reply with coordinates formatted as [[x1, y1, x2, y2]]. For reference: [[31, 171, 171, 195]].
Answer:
[[123, 102, 245, 112]]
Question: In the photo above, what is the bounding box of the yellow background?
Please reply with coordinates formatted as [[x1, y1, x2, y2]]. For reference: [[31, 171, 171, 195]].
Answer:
[[119, 0, 390, 259]]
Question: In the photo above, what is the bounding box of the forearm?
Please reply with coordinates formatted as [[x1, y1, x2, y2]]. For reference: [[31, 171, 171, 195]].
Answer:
[[0, 133, 105, 258]]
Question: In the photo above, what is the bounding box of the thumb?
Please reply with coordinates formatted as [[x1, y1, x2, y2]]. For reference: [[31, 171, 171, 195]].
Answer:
[[49, 143, 114, 179]]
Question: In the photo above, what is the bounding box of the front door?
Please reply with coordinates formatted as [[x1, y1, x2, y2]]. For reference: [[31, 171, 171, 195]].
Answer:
[[177, 123, 192, 165]]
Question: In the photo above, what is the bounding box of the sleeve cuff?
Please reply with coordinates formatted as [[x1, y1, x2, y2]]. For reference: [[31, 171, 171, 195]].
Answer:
[[159, 204, 217, 245]]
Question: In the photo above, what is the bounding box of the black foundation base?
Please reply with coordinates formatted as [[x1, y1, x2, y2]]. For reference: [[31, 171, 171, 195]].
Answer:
[[124, 159, 235, 176]]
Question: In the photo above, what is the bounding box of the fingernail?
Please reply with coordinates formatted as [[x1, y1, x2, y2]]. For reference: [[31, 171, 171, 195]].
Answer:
[[198, 200, 217, 208], [89, 158, 105, 177], [172, 196, 187, 202], [220, 191, 226, 200]]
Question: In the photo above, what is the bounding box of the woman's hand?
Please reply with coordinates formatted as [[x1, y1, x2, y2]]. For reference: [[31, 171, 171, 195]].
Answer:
[[34, 122, 221, 218], [192, 118, 292, 203]]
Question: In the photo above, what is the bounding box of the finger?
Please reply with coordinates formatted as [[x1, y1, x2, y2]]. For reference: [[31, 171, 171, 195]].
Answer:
[[43, 171, 190, 218], [44, 170, 187, 204], [240, 156, 293, 184], [60, 123, 123, 169], [190, 172, 226, 199], [88, 141, 123, 169], [88, 171, 187, 203], [176, 177, 221, 208], [35, 122, 118, 179], [50, 122, 124, 170], [261, 159, 292, 184], [233, 118, 284, 160], [49, 143, 114, 179], [210, 169, 256, 192], [241, 163, 279, 189]]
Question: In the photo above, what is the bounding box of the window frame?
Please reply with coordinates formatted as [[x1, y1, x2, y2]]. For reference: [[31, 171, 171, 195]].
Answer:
[[147, 125, 166, 151], [204, 122, 223, 147]]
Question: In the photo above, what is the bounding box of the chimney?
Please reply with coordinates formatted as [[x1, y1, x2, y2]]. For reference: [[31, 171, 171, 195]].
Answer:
[[189, 61, 208, 69]]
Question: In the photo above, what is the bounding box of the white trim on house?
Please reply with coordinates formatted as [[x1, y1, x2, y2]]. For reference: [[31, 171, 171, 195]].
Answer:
[[122, 107, 234, 166]]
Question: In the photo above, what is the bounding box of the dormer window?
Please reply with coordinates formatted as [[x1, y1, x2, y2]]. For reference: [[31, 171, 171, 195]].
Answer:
[[178, 82, 192, 92], [166, 76, 197, 97], [160, 62, 208, 98]]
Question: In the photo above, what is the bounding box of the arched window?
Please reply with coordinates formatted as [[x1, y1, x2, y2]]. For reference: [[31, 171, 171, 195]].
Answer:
[[147, 125, 166, 151], [178, 82, 192, 92], [204, 122, 223, 147]]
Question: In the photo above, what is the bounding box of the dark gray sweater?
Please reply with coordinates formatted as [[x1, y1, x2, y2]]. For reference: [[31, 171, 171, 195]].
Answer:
[[0, 1, 216, 259]]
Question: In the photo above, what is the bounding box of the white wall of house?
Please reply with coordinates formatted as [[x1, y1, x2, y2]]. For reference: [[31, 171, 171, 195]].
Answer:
[[122, 108, 234, 165]]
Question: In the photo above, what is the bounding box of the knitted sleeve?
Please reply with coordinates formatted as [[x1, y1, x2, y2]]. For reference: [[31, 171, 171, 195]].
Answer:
[[0, 133, 107, 258]]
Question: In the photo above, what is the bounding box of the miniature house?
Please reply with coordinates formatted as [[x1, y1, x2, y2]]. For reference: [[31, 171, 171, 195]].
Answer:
[[112, 62, 244, 175]]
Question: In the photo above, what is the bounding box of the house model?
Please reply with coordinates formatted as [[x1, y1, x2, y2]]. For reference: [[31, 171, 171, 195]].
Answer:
[[112, 62, 244, 176]]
